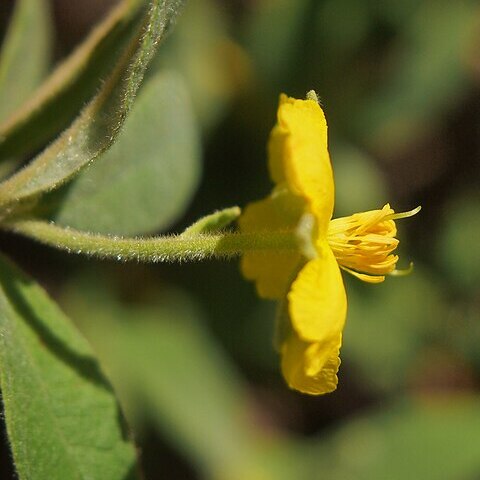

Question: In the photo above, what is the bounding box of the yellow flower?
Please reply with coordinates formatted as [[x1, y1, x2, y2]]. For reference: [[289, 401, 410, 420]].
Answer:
[[239, 92, 419, 395]]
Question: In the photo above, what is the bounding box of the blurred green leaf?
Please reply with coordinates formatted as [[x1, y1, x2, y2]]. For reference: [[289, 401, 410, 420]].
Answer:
[[437, 191, 480, 292], [50, 71, 201, 235], [443, 300, 480, 371], [61, 275, 258, 478], [0, 0, 52, 124], [61, 270, 304, 480], [245, 0, 310, 90], [343, 268, 444, 392], [156, 0, 249, 131], [315, 0, 370, 62], [332, 142, 387, 216], [0, 0, 144, 163], [0, 0, 185, 211], [354, 1, 478, 153], [311, 397, 480, 480], [368, 0, 421, 26], [0, 255, 139, 480]]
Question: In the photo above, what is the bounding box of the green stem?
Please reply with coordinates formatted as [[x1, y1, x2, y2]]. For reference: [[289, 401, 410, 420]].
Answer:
[[5, 219, 299, 262]]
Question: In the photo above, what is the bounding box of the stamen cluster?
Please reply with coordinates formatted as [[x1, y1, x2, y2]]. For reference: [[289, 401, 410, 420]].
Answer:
[[327, 204, 399, 283]]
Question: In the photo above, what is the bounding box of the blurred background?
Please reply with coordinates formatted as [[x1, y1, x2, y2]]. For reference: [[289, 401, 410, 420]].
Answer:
[[1, 0, 480, 478]]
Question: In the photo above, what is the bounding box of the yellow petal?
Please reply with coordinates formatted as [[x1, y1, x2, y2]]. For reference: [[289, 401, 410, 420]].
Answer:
[[288, 244, 346, 342], [268, 124, 287, 185], [268, 94, 334, 235], [281, 331, 341, 395], [239, 196, 302, 299], [241, 252, 301, 299]]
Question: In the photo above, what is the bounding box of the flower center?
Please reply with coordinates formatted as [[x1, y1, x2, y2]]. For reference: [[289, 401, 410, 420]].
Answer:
[[326, 204, 419, 283]]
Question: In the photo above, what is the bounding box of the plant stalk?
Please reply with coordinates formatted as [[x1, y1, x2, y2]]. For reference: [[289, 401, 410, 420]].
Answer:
[[5, 219, 299, 262]]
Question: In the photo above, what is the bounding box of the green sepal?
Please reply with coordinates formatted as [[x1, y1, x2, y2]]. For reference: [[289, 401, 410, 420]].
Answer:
[[181, 206, 241, 237]]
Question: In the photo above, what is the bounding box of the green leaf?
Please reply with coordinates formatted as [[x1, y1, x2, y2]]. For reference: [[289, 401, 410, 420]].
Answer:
[[0, 0, 144, 163], [0, 0, 185, 211], [181, 206, 240, 237], [0, 0, 52, 124], [0, 255, 139, 480], [49, 71, 201, 235]]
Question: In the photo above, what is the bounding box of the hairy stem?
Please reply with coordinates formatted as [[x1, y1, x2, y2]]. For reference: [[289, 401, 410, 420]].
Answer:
[[5, 219, 298, 262]]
